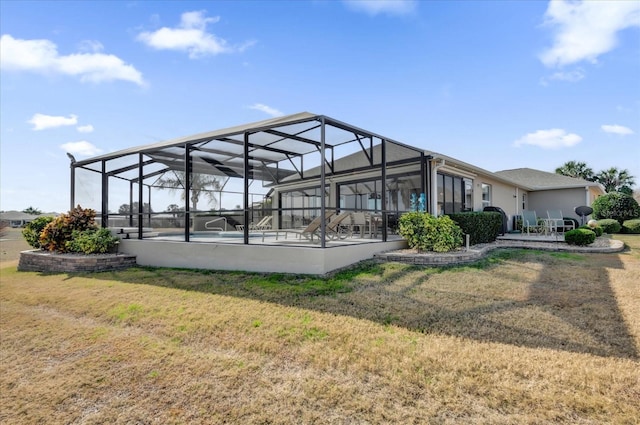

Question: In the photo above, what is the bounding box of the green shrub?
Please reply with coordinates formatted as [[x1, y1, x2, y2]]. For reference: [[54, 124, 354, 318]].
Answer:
[[448, 212, 502, 245], [622, 219, 640, 234], [596, 219, 622, 234], [564, 228, 596, 246], [592, 192, 640, 224], [66, 228, 120, 254], [579, 224, 603, 237], [40, 205, 98, 253], [22, 216, 54, 249], [398, 212, 463, 252]]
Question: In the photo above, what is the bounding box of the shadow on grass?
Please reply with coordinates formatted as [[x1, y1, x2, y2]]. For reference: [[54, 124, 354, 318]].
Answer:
[[75, 245, 638, 360]]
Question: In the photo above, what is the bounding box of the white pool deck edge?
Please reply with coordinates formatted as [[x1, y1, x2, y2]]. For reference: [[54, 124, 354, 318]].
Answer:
[[120, 238, 407, 275]]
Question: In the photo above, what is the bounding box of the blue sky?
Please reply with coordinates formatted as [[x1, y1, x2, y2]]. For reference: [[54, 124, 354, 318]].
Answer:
[[1, 0, 639, 213]]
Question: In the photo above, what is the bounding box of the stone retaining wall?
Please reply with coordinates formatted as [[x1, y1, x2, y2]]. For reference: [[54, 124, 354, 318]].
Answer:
[[18, 250, 137, 273]]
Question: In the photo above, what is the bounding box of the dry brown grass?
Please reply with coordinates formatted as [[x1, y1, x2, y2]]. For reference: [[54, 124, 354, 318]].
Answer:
[[1, 234, 639, 424]]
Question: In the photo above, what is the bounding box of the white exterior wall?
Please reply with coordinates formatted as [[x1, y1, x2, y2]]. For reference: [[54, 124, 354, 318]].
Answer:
[[472, 176, 522, 231], [120, 239, 407, 275]]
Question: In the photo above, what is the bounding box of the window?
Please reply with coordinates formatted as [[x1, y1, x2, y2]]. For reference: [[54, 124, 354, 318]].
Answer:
[[481, 183, 492, 208]]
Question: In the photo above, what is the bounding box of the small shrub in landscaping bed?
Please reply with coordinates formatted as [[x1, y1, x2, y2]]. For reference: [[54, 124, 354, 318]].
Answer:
[[565, 228, 596, 246], [579, 224, 603, 237], [597, 219, 622, 234], [448, 212, 502, 245], [398, 211, 463, 252], [22, 216, 54, 249], [622, 219, 640, 234], [40, 206, 98, 253], [66, 228, 120, 254]]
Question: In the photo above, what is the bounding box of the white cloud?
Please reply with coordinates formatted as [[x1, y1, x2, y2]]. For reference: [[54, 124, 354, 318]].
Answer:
[[60, 141, 102, 156], [343, 0, 417, 16], [28, 113, 78, 130], [249, 103, 283, 117], [0, 34, 145, 86], [137, 10, 254, 58], [601, 124, 634, 135], [513, 129, 583, 149], [77, 124, 94, 133], [539, 0, 640, 68]]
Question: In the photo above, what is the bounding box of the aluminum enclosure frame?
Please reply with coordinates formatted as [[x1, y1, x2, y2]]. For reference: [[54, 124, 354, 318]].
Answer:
[[69, 112, 426, 247]]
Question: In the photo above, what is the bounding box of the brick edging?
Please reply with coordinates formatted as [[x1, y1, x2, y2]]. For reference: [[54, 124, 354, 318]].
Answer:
[[374, 239, 625, 266], [18, 250, 137, 272]]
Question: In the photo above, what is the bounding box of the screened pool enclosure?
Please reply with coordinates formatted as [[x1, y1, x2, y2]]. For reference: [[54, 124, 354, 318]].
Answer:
[[70, 112, 430, 248]]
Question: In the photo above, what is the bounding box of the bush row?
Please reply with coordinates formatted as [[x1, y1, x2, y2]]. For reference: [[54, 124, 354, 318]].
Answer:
[[447, 212, 502, 245]]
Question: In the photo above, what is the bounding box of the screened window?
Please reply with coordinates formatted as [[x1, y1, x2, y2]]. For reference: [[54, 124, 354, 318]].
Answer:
[[482, 183, 492, 208]]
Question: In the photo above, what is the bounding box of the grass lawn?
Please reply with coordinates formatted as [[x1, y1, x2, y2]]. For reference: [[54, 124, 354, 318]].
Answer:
[[1, 229, 639, 424]]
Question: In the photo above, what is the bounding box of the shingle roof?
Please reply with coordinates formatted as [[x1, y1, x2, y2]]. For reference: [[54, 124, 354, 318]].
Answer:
[[494, 168, 603, 191]]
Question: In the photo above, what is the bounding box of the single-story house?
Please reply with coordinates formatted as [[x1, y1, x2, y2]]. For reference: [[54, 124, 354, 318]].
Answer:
[[68, 112, 605, 274], [0, 211, 58, 228]]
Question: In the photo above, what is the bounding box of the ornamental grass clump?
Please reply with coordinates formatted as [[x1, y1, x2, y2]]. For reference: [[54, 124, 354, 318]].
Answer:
[[398, 211, 463, 252], [564, 228, 596, 246]]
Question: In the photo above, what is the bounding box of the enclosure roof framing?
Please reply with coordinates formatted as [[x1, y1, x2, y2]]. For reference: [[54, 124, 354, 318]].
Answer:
[[73, 112, 424, 185]]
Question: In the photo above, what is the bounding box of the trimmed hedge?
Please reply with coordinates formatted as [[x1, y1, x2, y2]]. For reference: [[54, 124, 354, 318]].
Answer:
[[622, 219, 640, 234], [596, 219, 622, 234], [448, 212, 502, 245], [579, 224, 603, 237], [564, 228, 596, 246]]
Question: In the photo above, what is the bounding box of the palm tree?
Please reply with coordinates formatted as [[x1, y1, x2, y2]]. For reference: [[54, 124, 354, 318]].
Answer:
[[555, 161, 595, 181], [22, 206, 42, 215], [156, 172, 221, 211], [595, 167, 636, 194]]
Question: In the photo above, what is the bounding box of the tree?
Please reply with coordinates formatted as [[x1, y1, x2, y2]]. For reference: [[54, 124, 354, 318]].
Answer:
[[594, 167, 636, 194], [118, 202, 153, 214], [156, 172, 221, 211], [555, 161, 594, 181], [22, 206, 42, 215]]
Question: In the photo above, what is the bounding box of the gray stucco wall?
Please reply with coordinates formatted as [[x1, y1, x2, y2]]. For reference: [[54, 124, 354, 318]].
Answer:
[[528, 188, 590, 221]]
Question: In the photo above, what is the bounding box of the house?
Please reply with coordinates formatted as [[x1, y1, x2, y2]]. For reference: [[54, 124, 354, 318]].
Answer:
[[68, 112, 605, 274], [494, 168, 604, 225], [0, 211, 58, 228]]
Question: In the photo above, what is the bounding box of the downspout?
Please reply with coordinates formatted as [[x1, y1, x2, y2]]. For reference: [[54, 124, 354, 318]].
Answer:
[[431, 158, 446, 216], [585, 186, 590, 206]]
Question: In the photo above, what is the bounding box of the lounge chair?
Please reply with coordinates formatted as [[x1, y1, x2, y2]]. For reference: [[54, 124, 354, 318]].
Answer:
[[261, 211, 334, 242], [324, 212, 353, 240], [522, 210, 542, 235], [236, 216, 272, 231], [547, 210, 575, 234]]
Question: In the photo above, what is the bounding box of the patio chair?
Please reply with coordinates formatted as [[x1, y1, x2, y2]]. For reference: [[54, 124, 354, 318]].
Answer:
[[351, 212, 372, 238], [522, 210, 542, 235], [547, 210, 575, 234]]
